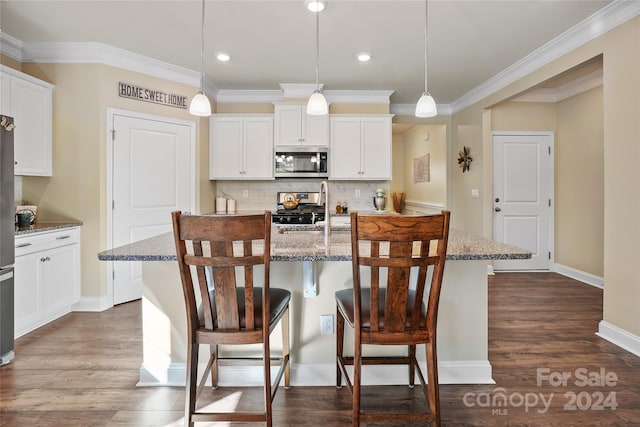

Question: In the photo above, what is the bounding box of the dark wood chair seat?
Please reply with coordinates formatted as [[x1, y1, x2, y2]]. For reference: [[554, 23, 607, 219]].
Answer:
[[200, 287, 290, 329], [336, 211, 450, 426], [335, 288, 426, 330], [172, 210, 291, 427]]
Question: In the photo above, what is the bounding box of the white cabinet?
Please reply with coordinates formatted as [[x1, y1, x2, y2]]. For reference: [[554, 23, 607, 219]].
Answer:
[[210, 115, 274, 180], [0, 65, 53, 176], [274, 103, 328, 147], [330, 115, 393, 180], [14, 227, 81, 338]]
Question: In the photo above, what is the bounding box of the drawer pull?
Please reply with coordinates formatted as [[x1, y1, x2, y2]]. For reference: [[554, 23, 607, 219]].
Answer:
[[56, 235, 72, 240], [15, 243, 32, 248]]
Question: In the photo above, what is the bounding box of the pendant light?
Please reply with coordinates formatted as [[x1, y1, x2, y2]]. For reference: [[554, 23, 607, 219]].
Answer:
[[415, 0, 437, 118], [307, 4, 328, 116], [189, 0, 212, 117]]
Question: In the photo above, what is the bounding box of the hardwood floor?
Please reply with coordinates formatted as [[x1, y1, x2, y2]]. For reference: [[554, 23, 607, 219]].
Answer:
[[1, 273, 639, 426]]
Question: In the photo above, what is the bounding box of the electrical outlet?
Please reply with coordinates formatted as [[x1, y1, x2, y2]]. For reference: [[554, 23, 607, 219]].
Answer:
[[242, 190, 249, 198], [355, 189, 361, 198], [320, 314, 334, 335]]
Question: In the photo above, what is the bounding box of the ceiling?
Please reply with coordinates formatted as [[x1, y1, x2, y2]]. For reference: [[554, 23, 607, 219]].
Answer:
[[0, 1, 616, 107]]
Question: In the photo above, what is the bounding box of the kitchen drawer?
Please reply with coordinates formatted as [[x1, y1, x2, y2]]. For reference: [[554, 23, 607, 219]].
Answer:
[[15, 227, 80, 257]]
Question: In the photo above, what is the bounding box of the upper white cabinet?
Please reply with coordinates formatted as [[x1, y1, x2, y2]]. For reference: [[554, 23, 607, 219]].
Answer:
[[274, 103, 328, 147], [0, 65, 53, 176], [330, 115, 393, 180], [210, 114, 274, 180]]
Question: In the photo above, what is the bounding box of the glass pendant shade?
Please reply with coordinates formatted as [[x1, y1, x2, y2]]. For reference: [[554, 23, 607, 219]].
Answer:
[[307, 90, 328, 115], [189, 91, 212, 116], [415, 92, 437, 117]]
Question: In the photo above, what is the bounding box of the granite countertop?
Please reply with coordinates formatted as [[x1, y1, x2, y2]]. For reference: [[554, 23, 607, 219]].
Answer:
[[15, 221, 83, 236], [98, 224, 531, 262]]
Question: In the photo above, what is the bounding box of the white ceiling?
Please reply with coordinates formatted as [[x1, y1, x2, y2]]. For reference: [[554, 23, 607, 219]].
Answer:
[[0, 0, 623, 108]]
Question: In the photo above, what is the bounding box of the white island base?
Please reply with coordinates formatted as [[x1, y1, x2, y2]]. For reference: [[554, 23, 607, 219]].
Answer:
[[137, 258, 495, 387]]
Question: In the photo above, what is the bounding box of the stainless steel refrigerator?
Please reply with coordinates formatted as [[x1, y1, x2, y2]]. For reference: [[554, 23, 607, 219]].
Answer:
[[0, 115, 15, 365]]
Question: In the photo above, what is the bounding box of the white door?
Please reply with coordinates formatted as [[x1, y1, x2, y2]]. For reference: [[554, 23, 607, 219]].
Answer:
[[110, 111, 194, 305], [493, 132, 553, 270]]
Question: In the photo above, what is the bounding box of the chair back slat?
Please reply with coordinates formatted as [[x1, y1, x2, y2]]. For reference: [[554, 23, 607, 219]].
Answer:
[[172, 211, 271, 335], [350, 211, 450, 335]]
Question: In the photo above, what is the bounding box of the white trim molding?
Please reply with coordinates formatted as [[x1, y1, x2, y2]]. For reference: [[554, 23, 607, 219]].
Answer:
[[391, 103, 453, 117], [450, 0, 640, 113], [597, 321, 640, 358], [72, 296, 113, 313], [554, 263, 604, 289], [0, 32, 24, 62], [138, 360, 495, 387], [512, 68, 603, 103]]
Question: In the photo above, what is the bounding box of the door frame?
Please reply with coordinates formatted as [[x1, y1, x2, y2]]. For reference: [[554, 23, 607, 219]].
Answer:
[[105, 108, 196, 307], [492, 131, 555, 271]]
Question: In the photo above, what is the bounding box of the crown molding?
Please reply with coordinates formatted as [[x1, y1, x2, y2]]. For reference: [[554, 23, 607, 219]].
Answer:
[[0, 32, 24, 62], [15, 40, 218, 93], [390, 103, 452, 117], [217, 86, 395, 104], [216, 89, 283, 104], [325, 89, 394, 105], [512, 68, 603, 103], [450, 0, 640, 113], [279, 83, 325, 98], [2, 0, 637, 112]]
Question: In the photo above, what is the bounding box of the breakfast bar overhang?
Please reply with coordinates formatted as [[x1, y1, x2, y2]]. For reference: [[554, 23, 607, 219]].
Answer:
[[98, 224, 530, 387]]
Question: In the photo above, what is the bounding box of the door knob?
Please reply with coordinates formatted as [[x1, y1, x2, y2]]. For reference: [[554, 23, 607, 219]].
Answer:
[[495, 207, 501, 212]]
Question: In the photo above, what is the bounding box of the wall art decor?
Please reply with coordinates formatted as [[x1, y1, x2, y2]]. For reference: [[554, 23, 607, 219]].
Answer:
[[458, 146, 473, 172], [413, 153, 430, 183]]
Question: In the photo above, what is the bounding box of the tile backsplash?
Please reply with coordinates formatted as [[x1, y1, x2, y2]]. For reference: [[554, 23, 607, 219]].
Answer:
[[216, 180, 390, 213]]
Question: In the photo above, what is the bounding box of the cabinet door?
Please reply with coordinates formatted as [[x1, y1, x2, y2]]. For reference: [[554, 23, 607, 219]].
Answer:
[[42, 243, 80, 319], [303, 113, 329, 146], [14, 253, 42, 338], [11, 77, 52, 176], [243, 117, 274, 179], [330, 117, 362, 179], [361, 117, 392, 179], [274, 105, 303, 146], [210, 116, 243, 179]]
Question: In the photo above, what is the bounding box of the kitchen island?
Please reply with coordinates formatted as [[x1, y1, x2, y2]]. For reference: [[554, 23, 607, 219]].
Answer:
[[98, 221, 530, 387]]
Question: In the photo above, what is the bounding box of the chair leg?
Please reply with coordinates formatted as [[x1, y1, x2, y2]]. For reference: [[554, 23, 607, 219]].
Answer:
[[210, 344, 218, 389], [185, 341, 199, 427], [336, 307, 345, 388], [282, 306, 291, 389], [408, 344, 416, 388], [352, 335, 361, 427], [264, 335, 273, 427], [425, 341, 441, 427]]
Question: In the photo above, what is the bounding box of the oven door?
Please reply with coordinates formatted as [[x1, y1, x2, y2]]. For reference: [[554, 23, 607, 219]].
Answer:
[[275, 149, 328, 178]]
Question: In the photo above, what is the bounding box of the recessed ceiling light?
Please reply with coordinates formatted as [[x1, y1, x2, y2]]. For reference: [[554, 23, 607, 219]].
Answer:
[[305, 0, 326, 12], [216, 53, 230, 62], [357, 53, 371, 62]]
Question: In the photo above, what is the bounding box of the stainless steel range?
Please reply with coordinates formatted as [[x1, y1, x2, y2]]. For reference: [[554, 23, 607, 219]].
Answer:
[[273, 192, 325, 225]]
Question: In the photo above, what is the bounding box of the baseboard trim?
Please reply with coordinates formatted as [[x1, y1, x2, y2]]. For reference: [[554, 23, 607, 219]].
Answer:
[[554, 263, 604, 289], [137, 360, 494, 387], [597, 321, 640, 357], [72, 296, 112, 312]]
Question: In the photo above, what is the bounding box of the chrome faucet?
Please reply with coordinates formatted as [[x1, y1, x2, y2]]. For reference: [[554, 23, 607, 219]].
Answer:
[[319, 180, 330, 240]]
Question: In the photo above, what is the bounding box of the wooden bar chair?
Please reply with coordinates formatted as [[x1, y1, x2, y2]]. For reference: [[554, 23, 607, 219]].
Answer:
[[171, 211, 291, 427], [335, 210, 450, 426]]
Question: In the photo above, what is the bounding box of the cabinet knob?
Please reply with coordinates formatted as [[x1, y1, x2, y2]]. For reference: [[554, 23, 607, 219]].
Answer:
[[14, 161, 18, 165]]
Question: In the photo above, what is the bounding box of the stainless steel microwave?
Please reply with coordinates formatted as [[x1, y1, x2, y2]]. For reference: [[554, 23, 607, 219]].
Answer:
[[275, 147, 328, 178]]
